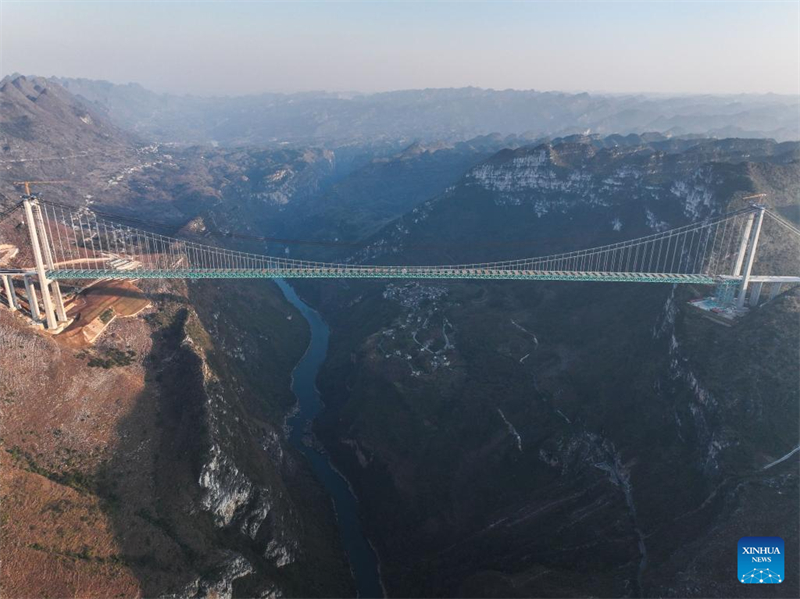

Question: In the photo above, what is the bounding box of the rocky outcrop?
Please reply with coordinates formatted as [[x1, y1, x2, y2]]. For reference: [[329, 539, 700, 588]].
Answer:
[[169, 551, 255, 599], [184, 324, 301, 569]]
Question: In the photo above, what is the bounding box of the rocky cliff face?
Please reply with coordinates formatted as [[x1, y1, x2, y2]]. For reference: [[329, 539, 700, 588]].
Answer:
[[182, 317, 301, 572], [0, 277, 353, 598], [306, 136, 800, 597], [351, 138, 799, 267]]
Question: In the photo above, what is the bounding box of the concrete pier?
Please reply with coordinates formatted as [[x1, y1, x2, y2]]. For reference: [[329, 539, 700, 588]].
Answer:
[[2, 275, 18, 310], [23, 275, 41, 321], [51, 281, 68, 322], [748, 281, 763, 307]]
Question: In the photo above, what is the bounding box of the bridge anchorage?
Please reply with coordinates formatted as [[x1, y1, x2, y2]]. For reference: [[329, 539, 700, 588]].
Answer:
[[0, 197, 798, 331]]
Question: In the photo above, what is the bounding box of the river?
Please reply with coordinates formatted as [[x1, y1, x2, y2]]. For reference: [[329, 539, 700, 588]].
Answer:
[[275, 279, 384, 598]]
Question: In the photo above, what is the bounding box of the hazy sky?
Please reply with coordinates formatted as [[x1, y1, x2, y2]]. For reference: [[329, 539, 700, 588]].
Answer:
[[2, 1, 798, 96]]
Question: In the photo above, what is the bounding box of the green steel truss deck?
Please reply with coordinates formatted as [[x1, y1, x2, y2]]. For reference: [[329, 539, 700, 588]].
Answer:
[[48, 268, 717, 284]]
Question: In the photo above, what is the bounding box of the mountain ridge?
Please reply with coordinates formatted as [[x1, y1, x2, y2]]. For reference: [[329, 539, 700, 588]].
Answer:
[[52, 76, 800, 146]]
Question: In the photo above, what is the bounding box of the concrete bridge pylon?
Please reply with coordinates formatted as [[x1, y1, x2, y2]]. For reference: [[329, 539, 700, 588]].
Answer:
[[21, 198, 67, 330], [736, 205, 766, 309]]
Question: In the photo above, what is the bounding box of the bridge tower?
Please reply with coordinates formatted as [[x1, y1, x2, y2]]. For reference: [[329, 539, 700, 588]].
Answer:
[[32, 200, 68, 323], [21, 197, 68, 329], [734, 205, 766, 309]]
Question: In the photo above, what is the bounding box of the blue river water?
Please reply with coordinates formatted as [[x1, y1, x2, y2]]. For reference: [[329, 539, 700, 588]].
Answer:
[[275, 279, 384, 598]]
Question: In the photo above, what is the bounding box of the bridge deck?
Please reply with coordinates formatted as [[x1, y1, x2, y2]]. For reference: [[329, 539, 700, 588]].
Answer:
[[47, 268, 718, 284]]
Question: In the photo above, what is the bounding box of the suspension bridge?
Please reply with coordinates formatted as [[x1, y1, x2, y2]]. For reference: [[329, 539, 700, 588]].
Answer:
[[1, 197, 798, 331]]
